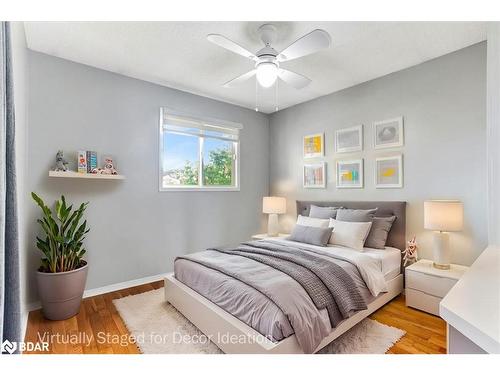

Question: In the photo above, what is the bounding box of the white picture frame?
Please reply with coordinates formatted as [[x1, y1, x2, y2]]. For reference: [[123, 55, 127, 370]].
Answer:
[[335, 125, 363, 153], [303, 133, 325, 159], [375, 155, 403, 188], [373, 116, 404, 149], [303, 162, 326, 189], [336, 159, 363, 189]]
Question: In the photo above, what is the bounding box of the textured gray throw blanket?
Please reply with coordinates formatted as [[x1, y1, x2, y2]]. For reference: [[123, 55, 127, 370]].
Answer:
[[176, 240, 367, 352]]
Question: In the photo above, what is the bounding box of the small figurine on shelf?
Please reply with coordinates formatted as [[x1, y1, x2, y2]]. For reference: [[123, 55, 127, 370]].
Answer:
[[54, 150, 69, 172], [91, 157, 118, 175], [403, 236, 418, 267]]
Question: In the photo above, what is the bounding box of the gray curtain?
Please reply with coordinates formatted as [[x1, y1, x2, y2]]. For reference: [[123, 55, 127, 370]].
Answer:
[[0, 21, 21, 351]]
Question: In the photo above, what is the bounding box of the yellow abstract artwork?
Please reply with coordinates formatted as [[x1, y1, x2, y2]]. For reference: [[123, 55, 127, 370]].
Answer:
[[337, 160, 363, 188], [303, 134, 324, 158], [382, 168, 395, 177], [375, 155, 402, 188], [342, 171, 353, 181]]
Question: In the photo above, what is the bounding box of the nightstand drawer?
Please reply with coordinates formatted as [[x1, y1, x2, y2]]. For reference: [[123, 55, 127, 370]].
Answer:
[[406, 269, 457, 298], [406, 288, 441, 315]]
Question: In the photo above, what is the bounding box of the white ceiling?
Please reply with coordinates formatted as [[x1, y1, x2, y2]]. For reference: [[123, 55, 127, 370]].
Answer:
[[24, 22, 487, 113]]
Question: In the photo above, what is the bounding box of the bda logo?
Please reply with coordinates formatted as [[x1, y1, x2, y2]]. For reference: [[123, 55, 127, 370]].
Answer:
[[1, 339, 17, 354]]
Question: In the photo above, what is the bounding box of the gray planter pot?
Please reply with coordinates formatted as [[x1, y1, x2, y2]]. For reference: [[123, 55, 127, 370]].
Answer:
[[36, 263, 88, 320]]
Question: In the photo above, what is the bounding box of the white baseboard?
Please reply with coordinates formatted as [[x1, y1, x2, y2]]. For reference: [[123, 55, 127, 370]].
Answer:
[[21, 272, 167, 339], [82, 273, 166, 299]]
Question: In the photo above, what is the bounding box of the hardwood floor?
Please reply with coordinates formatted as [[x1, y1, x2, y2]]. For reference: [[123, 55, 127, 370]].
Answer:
[[24, 281, 163, 354], [24, 282, 446, 354], [371, 295, 446, 354]]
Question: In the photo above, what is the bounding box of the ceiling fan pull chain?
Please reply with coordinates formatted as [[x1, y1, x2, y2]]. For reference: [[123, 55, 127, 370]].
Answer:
[[275, 79, 279, 112], [255, 77, 259, 112]]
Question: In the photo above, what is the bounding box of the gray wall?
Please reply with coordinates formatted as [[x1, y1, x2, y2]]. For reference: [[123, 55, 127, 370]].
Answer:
[[486, 24, 500, 246], [25, 51, 269, 304], [269, 42, 487, 266]]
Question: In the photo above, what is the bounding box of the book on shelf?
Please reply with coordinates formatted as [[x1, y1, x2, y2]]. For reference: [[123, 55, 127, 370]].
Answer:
[[78, 151, 87, 173], [87, 151, 97, 173]]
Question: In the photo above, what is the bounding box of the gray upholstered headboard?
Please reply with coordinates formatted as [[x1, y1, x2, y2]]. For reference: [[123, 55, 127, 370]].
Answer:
[[296, 201, 407, 252]]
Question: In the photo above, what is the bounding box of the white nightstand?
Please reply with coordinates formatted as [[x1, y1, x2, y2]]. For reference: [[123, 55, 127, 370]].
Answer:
[[251, 233, 289, 240], [405, 259, 469, 316]]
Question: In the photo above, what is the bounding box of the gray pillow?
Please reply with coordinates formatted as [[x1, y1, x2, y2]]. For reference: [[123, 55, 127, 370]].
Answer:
[[365, 216, 396, 249], [336, 208, 378, 222], [288, 225, 333, 247], [309, 205, 342, 219]]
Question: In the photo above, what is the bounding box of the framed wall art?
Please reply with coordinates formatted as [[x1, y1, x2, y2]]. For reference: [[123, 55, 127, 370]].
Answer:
[[336, 159, 363, 188], [303, 133, 324, 158], [375, 155, 403, 188], [303, 162, 326, 188], [373, 117, 404, 149], [335, 125, 363, 153]]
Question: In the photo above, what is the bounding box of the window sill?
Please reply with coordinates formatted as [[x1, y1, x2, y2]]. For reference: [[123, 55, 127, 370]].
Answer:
[[159, 187, 240, 192]]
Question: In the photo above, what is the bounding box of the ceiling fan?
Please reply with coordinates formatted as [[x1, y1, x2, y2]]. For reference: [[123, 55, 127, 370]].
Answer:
[[207, 24, 331, 90]]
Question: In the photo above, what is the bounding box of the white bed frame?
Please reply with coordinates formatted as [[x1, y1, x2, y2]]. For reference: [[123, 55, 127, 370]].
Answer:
[[164, 273, 403, 354]]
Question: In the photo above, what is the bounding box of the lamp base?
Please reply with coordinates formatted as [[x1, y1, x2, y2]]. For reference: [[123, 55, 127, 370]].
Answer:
[[432, 231, 451, 270], [267, 213, 280, 237], [432, 262, 451, 270]]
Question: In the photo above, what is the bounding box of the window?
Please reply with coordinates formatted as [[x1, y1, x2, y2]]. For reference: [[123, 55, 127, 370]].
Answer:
[[159, 108, 241, 191]]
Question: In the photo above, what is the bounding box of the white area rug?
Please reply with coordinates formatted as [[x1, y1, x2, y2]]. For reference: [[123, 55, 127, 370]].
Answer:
[[113, 288, 405, 354]]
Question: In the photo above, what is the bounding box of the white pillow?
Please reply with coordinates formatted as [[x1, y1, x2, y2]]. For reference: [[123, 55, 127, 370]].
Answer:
[[296, 215, 330, 228], [328, 218, 373, 251]]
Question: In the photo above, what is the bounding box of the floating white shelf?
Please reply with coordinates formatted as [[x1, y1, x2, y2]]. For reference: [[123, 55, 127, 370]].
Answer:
[[48, 171, 125, 180]]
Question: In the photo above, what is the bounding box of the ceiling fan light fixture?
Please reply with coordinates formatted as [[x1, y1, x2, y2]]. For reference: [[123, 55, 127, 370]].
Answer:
[[256, 62, 278, 88]]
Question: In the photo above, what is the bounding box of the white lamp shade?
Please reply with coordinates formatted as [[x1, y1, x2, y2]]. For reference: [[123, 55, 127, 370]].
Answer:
[[424, 200, 463, 232], [263, 197, 286, 214]]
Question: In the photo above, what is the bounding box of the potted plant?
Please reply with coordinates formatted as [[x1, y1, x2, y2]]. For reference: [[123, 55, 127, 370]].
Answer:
[[32, 193, 90, 320]]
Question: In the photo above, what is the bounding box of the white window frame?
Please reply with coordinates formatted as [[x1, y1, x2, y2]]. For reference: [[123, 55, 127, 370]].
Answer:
[[159, 108, 242, 192]]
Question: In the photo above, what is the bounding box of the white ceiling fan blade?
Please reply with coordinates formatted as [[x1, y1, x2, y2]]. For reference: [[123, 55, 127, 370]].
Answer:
[[278, 69, 311, 89], [207, 34, 257, 61], [223, 69, 256, 88], [277, 29, 331, 62]]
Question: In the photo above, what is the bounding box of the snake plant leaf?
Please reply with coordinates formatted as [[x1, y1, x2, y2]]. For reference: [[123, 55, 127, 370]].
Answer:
[[67, 204, 86, 238], [55, 199, 62, 220], [62, 209, 79, 233], [31, 192, 52, 217]]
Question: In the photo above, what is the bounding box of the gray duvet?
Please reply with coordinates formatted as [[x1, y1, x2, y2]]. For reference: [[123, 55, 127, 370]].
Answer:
[[174, 240, 376, 353]]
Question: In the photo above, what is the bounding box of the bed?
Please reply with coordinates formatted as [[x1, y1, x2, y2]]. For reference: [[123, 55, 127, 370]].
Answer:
[[164, 201, 406, 354]]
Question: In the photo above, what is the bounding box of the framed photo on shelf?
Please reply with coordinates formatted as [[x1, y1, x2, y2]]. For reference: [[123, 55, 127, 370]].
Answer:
[[335, 125, 363, 153], [336, 159, 363, 188], [373, 116, 404, 149], [303, 133, 324, 158], [375, 155, 403, 188], [303, 162, 326, 189]]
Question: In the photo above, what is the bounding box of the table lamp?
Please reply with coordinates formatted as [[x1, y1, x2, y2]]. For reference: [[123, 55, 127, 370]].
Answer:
[[424, 200, 463, 269], [263, 197, 286, 236]]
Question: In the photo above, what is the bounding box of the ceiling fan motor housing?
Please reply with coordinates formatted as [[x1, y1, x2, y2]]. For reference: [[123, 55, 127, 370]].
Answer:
[[256, 46, 278, 59], [255, 53, 279, 69], [256, 24, 279, 61]]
